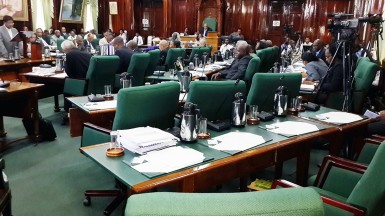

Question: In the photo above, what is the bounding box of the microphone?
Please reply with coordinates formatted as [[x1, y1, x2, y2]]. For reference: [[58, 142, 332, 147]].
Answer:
[[206, 80, 240, 131]]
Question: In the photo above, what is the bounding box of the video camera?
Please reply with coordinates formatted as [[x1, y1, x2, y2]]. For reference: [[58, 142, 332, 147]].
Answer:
[[327, 13, 359, 41]]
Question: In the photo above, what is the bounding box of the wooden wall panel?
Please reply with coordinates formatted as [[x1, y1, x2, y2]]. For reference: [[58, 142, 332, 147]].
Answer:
[[171, 0, 197, 34]]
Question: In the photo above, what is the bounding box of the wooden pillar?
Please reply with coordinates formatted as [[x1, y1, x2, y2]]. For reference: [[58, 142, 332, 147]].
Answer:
[[217, 2, 223, 34], [163, 0, 172, 38]]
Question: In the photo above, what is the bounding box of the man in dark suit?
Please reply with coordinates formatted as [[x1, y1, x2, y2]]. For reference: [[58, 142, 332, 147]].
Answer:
[[61, 40, 92, 79], [158, 39, 169, 66], [200, 23, 212, 37], [83, 33, 97, 51], [112, 36, 134, 74], [211, 41, 252, 80], [312, 39, 326, 63]]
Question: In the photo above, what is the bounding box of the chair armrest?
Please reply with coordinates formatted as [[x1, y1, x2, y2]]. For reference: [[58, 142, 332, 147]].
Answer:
[[80, 122, 111, 148], [271, 179, 301, 189], [63, 78, 87, 96], [368, 135, 385, 142], [314, 155, 367, 187], [321, 196, 366, 216]]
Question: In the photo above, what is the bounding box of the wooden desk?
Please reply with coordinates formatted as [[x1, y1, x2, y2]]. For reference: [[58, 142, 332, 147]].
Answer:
[[299, 106, 374, 158], [80, 116, 338, 203], [0, 82, 44, 149], [0, 58, 56, 81], [21, 72, 66, 112]]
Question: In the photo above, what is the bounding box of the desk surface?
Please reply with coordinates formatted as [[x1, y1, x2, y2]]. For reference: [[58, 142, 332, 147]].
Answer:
[[0, 82, 44, 93], [0, 58, 55, 67], [80, 116, 338, 193]]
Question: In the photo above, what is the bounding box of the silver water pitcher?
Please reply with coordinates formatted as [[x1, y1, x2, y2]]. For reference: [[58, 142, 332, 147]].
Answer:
[[273, 86, 288, 116], [180, 103, 198, 142], [232, 92, 246, 126]]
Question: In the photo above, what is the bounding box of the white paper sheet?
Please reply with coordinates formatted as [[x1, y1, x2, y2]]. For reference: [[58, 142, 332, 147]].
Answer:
[[82, 100, 117, 111], [132, 146, 205, 173], [210, 132, 266, 151], [300, 84, 315, 91], [266, 121, 319, 136], [315, 112, 363, 124], [51, 72, 67, 78]]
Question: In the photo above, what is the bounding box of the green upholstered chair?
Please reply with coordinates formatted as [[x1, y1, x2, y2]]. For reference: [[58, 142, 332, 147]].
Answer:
[[325, 57, 379, 114], [127, 53, 150, 86], [274, 142, 385, 216], [80, 82, 180, 215], [125, 187, 324, 216], [145, 49, 161, 77], [184, 47, 211, 64], [42, 35, 51, 45], [56, 39, 65, 52], [164, 48, 185, 71], [63, 56, 120, 97], [202, 17, 217, 32], [256, 46, 280, 72], [244, 56, 261, 92], [246, 73, 302, 112], [187, 80, 246, 121]]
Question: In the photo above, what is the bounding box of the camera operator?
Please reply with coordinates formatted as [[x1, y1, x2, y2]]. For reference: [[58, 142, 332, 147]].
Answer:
[[316, 43, 344, 104]]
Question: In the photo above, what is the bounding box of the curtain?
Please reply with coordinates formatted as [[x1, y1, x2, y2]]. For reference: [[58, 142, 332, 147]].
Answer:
[[31, 0, 53, 31], [83, 0, 99, 32]]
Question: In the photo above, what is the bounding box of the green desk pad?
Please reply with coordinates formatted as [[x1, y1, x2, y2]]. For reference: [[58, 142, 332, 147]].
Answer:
[[299, 106, 366, 126]]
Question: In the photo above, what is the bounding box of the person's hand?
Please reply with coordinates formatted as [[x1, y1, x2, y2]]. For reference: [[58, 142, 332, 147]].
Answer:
[[378, 110, 385, 120], [302, 80, 315, 85], [301, 72, 307, 78], [211, 72, 222, 80]]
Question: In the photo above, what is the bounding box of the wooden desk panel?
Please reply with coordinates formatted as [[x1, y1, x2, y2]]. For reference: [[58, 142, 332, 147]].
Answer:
[[69, 108, 115, 137]]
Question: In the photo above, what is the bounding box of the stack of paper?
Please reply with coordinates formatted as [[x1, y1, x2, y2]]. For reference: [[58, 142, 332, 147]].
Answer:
[[118, 127, 179, 155], [315, 112, 363, 124], [131, 146, 205, 173], [210, 132, 266, 152], [82, 100, 117, 111], [30, 67, 56, 76], [265, 121, 319, 136], [301, 84, 315, 91]]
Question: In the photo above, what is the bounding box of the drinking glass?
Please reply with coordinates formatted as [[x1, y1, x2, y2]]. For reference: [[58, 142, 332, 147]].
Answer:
[[8, 53, 14, 61], [104, 85, 112, 96], [197, 118, 210, 139], [288, 98, 299, 115], [250, 105, 259, 119], [110, 131, 119, 149]]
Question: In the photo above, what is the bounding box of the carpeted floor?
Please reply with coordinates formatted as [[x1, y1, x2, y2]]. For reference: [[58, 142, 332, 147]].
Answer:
[[1, 96, 327, 216]]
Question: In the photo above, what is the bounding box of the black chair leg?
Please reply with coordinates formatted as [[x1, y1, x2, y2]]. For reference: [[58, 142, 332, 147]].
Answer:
[[103, 195, 126, 216]]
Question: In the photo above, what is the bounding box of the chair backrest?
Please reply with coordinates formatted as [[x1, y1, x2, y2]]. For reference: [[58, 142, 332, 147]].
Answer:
[[187, 47, 211, 63], [187, 80, 246, 121], [127, 53, 151, 86], [246, 73, 302, 112], [244, 56, 261, 92], [165, 48, 185, 71], [112, 82, 180, 130], [125, 187, 324, 216], [56, 39, 65, 52], [347, 143, 385, 216], [202, 17, 217, 32], [85, 56, 120, 94], [353, 57, 378, 91], [256, 46, 279, 72], [145, 49, 161, 77]]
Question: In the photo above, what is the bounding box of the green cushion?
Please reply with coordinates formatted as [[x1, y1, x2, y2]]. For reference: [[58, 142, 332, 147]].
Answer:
[[145, 49, 161, 76], [354, 57, 378, 91], [56, 39, 65, 52], [127, 53, 151, 86], [187, 80, 246, 121], [63, 78, 87, 96], [310, 186, 348, 203], [125, 188, 324, 216], [112, 82, 180, 130], [81, 125, 110, 147], [356, 143, 379, 165], [185, 47, 211, 63], [86, 56, 120, 95], [165, 48, 185, 71], [244, 56, 261, 92], [256, 46, 280, 72], [246, 73, 302, 112], [347, 143, 385, 216]]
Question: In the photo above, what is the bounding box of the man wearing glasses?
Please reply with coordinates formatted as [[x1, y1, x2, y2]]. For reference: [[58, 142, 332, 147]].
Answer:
[[0, 15, 22, 58]]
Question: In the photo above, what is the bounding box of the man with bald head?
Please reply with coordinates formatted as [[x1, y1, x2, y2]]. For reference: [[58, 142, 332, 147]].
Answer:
[[112, 36, 134, 74], [50, 30, 64, 46], [126, 40, 142, 53], [312, 39, 326, 63], [211, 40, 252, 80]]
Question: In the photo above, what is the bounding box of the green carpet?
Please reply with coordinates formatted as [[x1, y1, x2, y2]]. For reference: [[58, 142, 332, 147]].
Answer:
[[0, 96, 327, 216]]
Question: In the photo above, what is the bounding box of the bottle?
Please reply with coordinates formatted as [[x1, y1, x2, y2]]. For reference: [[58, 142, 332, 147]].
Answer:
[[44, 46, 50, 58], [14, 46, 20, 60]]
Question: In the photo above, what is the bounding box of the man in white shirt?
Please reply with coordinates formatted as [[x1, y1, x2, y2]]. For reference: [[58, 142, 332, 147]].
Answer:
[[219, 38, 233, 55], [0, 15, 22, 57], [99, 32, 114, 46], [132, 32, 143, 46], [67, 30, 77, 41]]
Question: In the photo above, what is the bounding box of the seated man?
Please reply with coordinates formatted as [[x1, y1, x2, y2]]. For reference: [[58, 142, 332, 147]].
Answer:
[[230, 28, 245, 41], [158, 40, 169, 66], [126, 40, 142, 53], [219, 38, 233, 54], [112, 36, 134, 74], [61, 40, 92, 79], [73, 35, 86, 51], [99, 32, 114, 46], [211, 41, 251, 80], [83, 33, 96, 51], [132, 33, 144, 46], [50, 30, 64, 46]]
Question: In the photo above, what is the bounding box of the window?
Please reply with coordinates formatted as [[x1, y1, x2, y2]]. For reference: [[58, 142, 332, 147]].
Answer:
[[35, 0, 46, 30]]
